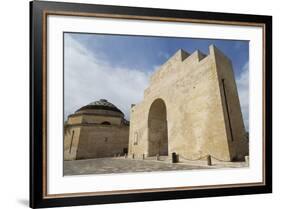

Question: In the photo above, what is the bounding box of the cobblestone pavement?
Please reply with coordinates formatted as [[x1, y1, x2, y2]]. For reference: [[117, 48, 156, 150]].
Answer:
[[64, 157, 248, 176]]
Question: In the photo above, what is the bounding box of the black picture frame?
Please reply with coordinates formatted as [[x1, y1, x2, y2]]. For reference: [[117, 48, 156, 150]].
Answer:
[[30, 0, 272, 208]]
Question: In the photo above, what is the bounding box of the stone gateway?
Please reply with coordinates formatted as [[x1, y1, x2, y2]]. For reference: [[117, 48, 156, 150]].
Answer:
[[64, 45, 248, 163], [128, 45, 248, 161]]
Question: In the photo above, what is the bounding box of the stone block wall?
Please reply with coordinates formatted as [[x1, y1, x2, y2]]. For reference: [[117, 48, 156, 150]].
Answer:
[[64, 124, 129, 160], [129, 45, 248, 161]]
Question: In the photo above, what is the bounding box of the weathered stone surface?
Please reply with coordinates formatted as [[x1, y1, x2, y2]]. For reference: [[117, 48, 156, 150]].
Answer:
[[129, 45, 248, 162], [64, 45, 248, 164], [64, 99, 129, 160]]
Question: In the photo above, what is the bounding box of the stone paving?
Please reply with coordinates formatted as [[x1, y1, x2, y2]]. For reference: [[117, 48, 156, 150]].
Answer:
[[63, 157, 248, 176]]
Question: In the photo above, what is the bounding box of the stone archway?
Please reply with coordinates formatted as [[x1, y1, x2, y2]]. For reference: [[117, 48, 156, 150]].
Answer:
[[148, 99, 168, 156]]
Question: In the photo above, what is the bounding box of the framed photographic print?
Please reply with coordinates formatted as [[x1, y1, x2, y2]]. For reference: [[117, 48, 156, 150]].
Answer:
[[30, 0, 272, 208]]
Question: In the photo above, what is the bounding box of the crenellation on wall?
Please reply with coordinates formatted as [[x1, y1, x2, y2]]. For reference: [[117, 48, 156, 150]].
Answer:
[[146, 49, 212, 99], [182, 49, 207, 64], [129, 45, 248, 162], [64, 45, 248, 163], [149, 49, 190, 85]]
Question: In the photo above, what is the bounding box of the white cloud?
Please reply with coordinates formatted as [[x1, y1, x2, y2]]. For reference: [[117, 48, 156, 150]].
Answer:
[[65, 35, 249, 131], [236, 61, 249, 131], [64, 35, 150, 120]]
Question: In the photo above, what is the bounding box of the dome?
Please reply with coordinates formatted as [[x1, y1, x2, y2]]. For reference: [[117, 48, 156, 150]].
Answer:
[[88, 99, 117, 108], [76, 99, 123, 115]]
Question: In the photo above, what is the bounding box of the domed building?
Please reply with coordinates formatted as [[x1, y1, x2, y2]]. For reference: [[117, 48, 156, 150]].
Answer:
[[64, 99, 129, 160]]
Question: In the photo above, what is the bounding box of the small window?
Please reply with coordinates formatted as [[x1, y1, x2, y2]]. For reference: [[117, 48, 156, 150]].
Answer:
[[101, 121, 111, 125], [133, 132, 138, 145]]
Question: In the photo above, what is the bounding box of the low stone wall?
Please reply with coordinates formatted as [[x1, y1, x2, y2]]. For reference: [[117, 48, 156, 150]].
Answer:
[[64, 124, 129, 160]]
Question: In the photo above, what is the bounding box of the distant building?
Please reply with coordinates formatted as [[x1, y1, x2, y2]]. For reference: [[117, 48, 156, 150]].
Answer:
[[64, 99, 129, 160], [129, 45, 248, 161]]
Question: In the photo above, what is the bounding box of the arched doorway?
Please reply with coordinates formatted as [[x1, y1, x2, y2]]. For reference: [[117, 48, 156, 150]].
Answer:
[[148, 99, 168, 156]]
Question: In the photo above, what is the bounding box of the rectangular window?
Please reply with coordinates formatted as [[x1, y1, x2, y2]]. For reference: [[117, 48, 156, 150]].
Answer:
[[133, 132, 138, 145]]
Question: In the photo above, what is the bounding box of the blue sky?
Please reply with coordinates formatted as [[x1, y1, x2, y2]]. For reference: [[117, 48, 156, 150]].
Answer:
[[64, 33, 249, 130]]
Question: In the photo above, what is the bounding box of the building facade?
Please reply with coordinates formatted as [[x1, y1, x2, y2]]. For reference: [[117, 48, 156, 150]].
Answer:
[[128, 45, 248, 161], [64, 99, 129, 160]]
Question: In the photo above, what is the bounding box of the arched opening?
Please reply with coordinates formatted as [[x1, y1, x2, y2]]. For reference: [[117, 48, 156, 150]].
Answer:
[[148, 99, 168, 156], [101, 121, 111, 125]]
